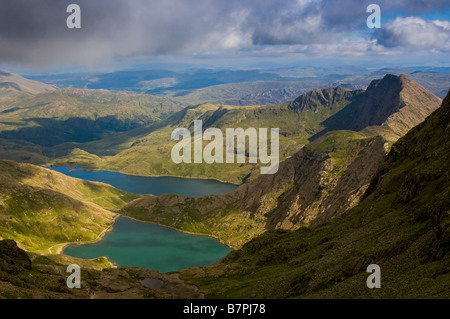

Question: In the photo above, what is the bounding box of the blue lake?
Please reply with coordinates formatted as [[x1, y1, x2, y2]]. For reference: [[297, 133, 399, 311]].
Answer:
[[48, 166, 238, 197], [49, 166, 236, 272]]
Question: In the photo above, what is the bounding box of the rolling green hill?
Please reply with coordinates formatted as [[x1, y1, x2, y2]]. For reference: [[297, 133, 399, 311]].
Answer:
[[0, 70, 55, 98], [0, 160, 142, 253], [0, 72, 184, 150]]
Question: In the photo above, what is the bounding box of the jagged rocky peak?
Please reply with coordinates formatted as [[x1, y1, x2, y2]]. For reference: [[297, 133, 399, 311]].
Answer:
[[316, 74, 443, 137], [357, 74, 441, 130], [288, 86, 355, 112]]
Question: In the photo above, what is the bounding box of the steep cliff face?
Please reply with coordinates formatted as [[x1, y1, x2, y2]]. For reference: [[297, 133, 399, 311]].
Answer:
[[316, 74, 442, 138], [235, 133, 388, 230]]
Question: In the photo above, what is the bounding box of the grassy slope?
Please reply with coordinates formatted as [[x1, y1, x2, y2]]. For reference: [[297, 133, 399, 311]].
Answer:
[[0, 160, 142, 253], [178, 91, 450, 299], [0, 83, 184, 157]]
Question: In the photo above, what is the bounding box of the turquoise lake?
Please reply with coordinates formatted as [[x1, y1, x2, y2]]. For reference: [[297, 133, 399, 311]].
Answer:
[[64, 217, 231, 273], [50, 166, 236, 272]]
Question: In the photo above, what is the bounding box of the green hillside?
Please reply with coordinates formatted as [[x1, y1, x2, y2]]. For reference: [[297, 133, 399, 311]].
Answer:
[[0, 160, 141, 253], [0, 72, 184, 154], [49, 87, 367, 183]]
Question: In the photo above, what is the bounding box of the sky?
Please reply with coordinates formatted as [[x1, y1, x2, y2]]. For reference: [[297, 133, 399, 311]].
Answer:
[[0, 0, 449, 73]]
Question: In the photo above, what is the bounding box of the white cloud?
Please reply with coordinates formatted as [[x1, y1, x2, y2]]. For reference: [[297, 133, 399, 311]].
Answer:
[[376, 17, 450, 51]]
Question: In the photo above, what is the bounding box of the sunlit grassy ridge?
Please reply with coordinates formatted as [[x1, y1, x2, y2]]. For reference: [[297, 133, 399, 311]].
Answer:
[[0, 160, 142, 253]]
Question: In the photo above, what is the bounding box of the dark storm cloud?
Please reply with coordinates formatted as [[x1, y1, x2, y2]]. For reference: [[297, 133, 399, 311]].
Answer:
[[0, 0, 448, 67]]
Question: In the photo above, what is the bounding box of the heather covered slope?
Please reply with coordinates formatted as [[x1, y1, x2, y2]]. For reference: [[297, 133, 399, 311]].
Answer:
[[179, 89, 450, 299]]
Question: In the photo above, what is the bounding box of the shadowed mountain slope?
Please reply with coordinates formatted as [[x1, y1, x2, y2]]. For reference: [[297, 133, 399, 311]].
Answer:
[[178, 89, 450, 299], [313, 74, 442, 139]]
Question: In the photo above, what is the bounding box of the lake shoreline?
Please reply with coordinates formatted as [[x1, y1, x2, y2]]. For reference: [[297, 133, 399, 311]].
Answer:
[[50, 214, 120, 257], [58, 213, 233, 256], [46, 164, 242, 186], [62, 215, 232, 272]]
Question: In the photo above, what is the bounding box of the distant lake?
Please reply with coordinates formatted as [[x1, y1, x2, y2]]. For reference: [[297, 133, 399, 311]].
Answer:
[[48, 166, 238, 197], [49, 166, 236, 272], [64, 217, 231, 273]]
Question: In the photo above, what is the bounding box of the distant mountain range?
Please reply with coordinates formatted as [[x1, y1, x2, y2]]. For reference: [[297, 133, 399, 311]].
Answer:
[[46, 74, 442, 185], [25, 67, 450, 104], [0, 71, 185, 166]]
